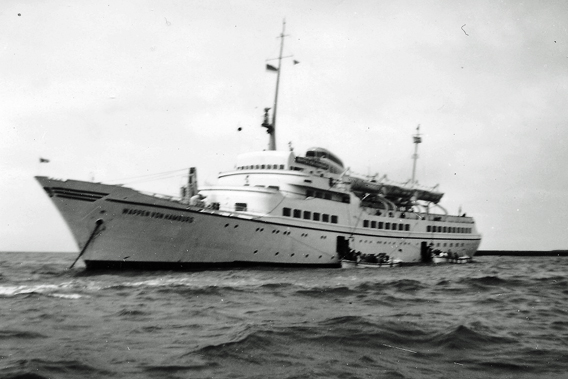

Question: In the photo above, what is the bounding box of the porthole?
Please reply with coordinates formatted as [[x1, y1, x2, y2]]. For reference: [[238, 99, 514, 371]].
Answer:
[[291, 253, 295, 257], [225, 224, 229, 227], [305, 254, 309, 258], [234, 225, 239, 228], [318, 255, 322, 259], [275, 252, 279, 256], [253, 250, 258, 254]]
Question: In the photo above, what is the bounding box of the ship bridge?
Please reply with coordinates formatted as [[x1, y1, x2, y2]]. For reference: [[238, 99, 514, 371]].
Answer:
[[232, 148, 345, 175], [303, 147, 344, 174]]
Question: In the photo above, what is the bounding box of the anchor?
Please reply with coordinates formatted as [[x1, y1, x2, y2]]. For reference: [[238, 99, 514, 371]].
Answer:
[[69, 219, 104, 269]]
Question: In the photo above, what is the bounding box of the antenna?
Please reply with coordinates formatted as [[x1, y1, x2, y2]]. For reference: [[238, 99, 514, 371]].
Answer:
[[411, 124, 421, 187]]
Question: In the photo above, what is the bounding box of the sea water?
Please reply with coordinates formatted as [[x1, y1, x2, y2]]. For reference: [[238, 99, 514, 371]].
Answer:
[[0, 252, 566, 379]]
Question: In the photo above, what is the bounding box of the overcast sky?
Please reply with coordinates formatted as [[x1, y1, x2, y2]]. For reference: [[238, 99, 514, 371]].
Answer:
[[2, 0, 567, 252]]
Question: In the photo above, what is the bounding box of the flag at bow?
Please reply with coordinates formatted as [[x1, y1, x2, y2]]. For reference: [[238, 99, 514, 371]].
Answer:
[[39, 157, 50, 163]]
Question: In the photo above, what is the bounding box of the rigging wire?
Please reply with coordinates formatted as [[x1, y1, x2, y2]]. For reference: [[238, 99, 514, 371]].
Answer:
[[107, 168, 190, 185]]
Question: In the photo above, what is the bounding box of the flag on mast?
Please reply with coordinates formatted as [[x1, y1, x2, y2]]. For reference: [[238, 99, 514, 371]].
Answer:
[[39, 158, 50, 163], [266, 64, 278, 72]]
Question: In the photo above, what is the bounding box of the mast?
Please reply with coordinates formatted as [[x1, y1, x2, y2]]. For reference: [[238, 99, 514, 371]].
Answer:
[[411, 124, 421, 187], [262, 20, 287, 151]]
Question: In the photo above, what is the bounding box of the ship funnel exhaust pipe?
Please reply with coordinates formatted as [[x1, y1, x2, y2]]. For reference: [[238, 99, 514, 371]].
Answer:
[[181, 167, 198, 204]]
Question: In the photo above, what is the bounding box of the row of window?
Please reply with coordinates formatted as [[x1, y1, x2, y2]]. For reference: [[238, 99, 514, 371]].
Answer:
[[306, 189, 350, 204], [237, 164, 286, 170], [427, 225, 472, 234], [356, 240, 470, 248], [362, 220, 411, 231], [282, 207, 338, 224], [362, 219, 473, 234]]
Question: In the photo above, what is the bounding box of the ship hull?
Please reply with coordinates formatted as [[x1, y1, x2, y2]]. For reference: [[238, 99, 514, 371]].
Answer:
[[36, 176, 481, 270]]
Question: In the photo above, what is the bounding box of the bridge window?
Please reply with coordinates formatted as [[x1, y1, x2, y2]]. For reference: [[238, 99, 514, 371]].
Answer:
[[303, 211, 311, 220], [293, 209, 301, 218], [283, 207, 291, 217], [371, 221, 376, 228], [392, 223, 397, 230], [235, 203, 247, 212], [322, 214, 330, 222], [385, 223, 390, 230], [313, 212, 320, 221], [363, 220, 369, 228], [331, 215, 338, 224]]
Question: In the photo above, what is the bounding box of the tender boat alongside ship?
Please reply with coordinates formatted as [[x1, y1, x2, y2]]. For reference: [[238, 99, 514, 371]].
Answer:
[[36, 23, 482, 270]]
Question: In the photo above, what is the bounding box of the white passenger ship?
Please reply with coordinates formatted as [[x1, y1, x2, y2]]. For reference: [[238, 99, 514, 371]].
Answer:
[[36, 23, 481, 269]]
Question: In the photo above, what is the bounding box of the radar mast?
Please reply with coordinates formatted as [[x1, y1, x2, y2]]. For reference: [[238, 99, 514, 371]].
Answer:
[[262, 20, 288, 151], [411, 124, 422, 187]]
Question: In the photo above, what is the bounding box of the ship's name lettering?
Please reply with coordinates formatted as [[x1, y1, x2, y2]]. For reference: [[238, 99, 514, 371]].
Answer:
[[122, 208, 194, 223]]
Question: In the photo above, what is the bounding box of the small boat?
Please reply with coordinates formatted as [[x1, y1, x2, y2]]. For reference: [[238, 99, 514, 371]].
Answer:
[[432, 254, 472, 264], [340, 259, 358, 268], [356, 260, 401, 268], [457, 256, 472, 264], [432, 255, 448, 264], [341, 259, 401, 268]]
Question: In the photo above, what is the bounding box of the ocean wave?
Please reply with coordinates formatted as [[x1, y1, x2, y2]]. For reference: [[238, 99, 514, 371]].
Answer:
[[462, 275, 507, 286], [429, 324, 516, 351], [294, 285, 354, 297], [0, 282, 84, 299], [3, 372, 51, 379], [112, 308, 152, 319], [2, 358, 112, 379], [0, 330, 47, 339], [355, 279, 427, 293], [550, 320, 568, 331], [191, 324, 269, 361], [142, 362, 220, 373], [455, 275, 535, 292], [260, 282, 295, 289], [97, 277, 261, 296]]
